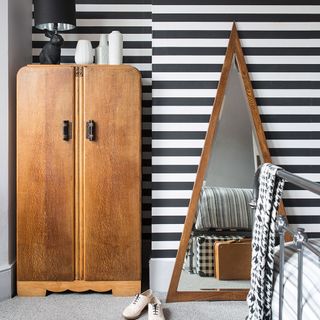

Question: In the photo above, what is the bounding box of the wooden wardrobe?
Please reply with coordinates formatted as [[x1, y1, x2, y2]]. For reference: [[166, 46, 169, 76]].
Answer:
[[16, 65, 141, 296]]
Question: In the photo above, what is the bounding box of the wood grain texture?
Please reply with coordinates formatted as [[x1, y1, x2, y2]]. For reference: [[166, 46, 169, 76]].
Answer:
[[17, 66, 75, 281], [17, 280, 141, 297], [166, 23, 287, 303], [75, 66, 80, 280], [17, 65, 142, 292], [75, 66, 85, 280], [82, 65, 142, 281], [166, 290, 249, 303]]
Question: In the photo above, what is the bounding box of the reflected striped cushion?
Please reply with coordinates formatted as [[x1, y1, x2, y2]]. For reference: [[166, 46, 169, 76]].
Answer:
[[195, 186, 253, 230]]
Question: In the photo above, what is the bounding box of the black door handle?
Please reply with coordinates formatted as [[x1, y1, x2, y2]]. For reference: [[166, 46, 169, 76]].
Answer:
[[63, 120, 71, 141], [86, 120, 96, 141]]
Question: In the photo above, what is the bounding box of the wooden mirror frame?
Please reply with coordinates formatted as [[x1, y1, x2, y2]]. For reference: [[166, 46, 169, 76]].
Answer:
[[166, 23, 287, 303]]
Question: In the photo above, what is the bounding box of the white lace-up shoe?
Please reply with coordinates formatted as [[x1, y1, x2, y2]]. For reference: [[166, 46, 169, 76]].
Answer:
[[122, 289, 153, 319], [148, 296, 165, 320]]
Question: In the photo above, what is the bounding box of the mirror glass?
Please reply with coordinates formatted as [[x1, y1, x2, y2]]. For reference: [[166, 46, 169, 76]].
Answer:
[[177, 56, 262, 292]]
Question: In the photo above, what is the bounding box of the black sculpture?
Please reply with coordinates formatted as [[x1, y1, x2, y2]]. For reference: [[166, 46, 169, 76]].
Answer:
[[39, 30, 64, 64], [34, 0, 76, 64]]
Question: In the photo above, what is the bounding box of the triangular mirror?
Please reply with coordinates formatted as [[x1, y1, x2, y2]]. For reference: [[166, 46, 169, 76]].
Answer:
[[166, 23, 286, 303]]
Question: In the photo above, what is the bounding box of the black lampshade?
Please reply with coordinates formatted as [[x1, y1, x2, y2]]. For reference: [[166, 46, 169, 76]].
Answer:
[[34, 0, 76, 32]]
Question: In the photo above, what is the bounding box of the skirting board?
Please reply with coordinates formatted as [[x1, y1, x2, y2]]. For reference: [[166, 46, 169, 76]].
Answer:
[[149, 258, 175, 292], [17, 280, 141, 297], [0, 263, 15, 302]]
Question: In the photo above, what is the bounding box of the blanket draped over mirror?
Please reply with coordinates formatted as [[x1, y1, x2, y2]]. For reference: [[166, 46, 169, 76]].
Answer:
[[247, 163, 285, 320]]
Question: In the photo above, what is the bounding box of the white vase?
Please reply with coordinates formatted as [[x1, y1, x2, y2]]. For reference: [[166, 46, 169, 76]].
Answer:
[[109, 31, 123, 65], [95, 34, 108, 64], [75, 40, 94, 64]]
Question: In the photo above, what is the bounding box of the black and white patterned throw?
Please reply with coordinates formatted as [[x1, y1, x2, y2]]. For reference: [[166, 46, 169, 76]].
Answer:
[[247, 163, 285, 320]]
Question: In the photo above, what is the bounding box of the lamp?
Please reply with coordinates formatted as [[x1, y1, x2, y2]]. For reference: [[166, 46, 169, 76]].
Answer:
[[34, 0, 76, 64]]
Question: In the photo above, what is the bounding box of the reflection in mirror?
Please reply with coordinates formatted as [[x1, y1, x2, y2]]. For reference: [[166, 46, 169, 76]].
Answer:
[[177, 57, 262, 292]]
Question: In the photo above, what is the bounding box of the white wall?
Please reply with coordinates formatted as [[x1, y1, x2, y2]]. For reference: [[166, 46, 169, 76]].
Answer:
[[0, 0, 10, 271], [0, 0, 31, 301]]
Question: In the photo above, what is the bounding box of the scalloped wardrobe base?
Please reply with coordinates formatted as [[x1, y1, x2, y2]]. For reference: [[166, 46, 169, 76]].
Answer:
[[17, 280, 141, 297]]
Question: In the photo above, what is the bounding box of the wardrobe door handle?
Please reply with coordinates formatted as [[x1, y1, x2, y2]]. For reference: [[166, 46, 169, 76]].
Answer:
[[63, 120, 71, 141], [86, 120, 96, 141]]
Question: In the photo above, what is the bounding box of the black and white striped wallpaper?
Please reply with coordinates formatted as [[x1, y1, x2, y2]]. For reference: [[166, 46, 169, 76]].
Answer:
[[32, 1, 320, 261], [151, 1, 320, 259]]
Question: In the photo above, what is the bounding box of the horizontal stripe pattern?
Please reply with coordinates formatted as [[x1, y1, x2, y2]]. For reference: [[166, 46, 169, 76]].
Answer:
[[32, 1, 320, 260], [152, 3, 320, 258]]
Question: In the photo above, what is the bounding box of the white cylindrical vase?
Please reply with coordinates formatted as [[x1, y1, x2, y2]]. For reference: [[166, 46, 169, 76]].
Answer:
[[108, 31, 123, 65], [75, 40, 94, 64], [95, 34, 108, 64]]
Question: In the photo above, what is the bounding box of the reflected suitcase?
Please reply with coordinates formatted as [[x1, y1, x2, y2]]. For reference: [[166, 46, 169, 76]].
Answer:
[[196, 235, 243, 277], [214, 239, 252, 280]]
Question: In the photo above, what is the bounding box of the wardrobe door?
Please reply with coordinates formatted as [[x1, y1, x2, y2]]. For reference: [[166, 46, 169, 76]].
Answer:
[[83, 66, 141, 281], [17, 66, 75, 281]]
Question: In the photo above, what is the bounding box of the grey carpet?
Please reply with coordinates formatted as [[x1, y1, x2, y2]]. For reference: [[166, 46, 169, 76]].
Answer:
[[0, 293, 248, 320]]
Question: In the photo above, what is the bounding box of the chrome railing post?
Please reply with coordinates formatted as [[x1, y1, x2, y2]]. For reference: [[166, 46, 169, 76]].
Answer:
[[276, 215, 287, 320], [294, 228, 307, 320]]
